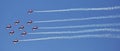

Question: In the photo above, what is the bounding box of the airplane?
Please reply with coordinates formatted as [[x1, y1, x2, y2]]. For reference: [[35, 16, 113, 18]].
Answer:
[[14, 20, 20, 25], [13, 39, 19, 44], [18, 25, 24, 30], [28, 9, 33, 14], [27, 20, 32, 24], [9, 30, 14, 35], [6, 24, 11, 29], [32, 26, 38, 31], [21, 31, 27, 36]]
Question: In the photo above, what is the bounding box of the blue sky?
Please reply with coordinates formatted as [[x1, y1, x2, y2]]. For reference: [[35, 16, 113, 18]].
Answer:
[[0, 0, 120, 51]]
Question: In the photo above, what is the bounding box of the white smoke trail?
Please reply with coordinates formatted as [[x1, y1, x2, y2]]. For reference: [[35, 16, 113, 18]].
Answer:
[[39, 23, 120, 29], [29, 28, 120, 35], [19, 34, 120, 42], [34, 6, 120, 13], [34, 15, 120, 23]]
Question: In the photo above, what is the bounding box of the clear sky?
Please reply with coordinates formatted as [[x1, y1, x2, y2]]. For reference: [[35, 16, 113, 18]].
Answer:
[[0, 0, 120, 51]]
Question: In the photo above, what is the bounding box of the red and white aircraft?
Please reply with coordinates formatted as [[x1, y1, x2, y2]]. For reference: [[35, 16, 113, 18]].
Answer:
[[13, 39, 19, 44], [14, 20, 20, 25], [6, 24, 12, 29], [21, 31, 27, 36], [9, 30, 14, 35], [32, 26, 38, 31], [27, 20, 32, 24], [28, 9, 33, 14], [19, 25, 24, 30]]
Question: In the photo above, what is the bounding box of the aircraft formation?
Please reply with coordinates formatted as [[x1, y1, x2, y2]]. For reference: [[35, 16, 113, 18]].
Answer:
[[5, 6, 120, 44], [6, 10, 37, 44]]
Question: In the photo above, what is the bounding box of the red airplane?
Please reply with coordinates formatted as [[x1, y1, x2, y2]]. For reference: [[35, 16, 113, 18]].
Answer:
[[13, 39, 19, 44], [32, 26, 38, 31], [19, 25, 24, 30], [21, 31, 27, 36], [6, 24, 11, 29], [9, 30, 14, 35], [28, 9, 33, 14], [14, 20, 20, 25], [27, 20, 32, 24]]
